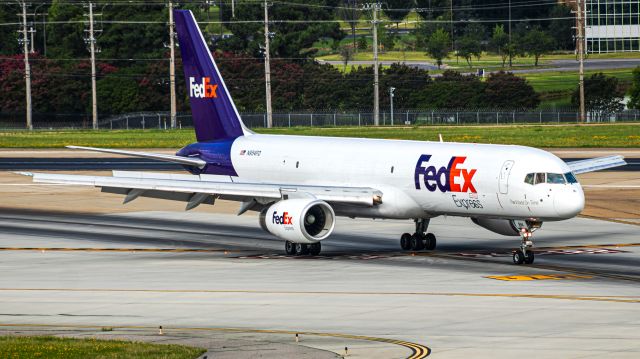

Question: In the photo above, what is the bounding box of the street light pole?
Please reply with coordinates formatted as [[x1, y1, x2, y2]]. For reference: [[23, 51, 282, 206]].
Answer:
[[389, 87, 395, 126]]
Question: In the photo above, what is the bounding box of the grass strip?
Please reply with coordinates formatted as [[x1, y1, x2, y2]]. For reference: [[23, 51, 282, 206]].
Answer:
[[0, 335, 205, 359], [1, 124, 639, 148]]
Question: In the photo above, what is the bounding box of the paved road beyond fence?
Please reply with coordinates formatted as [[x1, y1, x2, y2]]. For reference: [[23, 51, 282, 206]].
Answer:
[[1, 109, 639, 130]]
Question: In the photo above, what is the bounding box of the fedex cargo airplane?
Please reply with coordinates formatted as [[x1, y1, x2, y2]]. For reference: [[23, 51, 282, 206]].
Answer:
[[24, 10, 626, 265]]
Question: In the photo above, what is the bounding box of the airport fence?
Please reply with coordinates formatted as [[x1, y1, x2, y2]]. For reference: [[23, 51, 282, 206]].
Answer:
[[1, 109, 640, 130]]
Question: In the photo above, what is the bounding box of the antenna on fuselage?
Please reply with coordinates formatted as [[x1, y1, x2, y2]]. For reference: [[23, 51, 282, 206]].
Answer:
[[439, 134, 443, 142]]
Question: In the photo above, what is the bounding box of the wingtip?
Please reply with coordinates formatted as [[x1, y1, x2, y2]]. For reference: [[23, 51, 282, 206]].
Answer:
[[13, 171, 33, 177]]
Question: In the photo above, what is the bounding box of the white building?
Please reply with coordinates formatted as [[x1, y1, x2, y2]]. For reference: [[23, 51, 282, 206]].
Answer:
[[585, 0, 640, 53]]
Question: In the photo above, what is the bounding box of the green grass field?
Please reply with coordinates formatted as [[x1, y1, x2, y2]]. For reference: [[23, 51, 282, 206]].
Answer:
[[522, 68, 634, 93], [0, 336, 205, 359], [1, 124, 639, 148]]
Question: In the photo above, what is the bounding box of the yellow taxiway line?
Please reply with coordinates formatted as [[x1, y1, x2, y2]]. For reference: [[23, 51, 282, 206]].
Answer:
[[0, 323, 431, 359], [0, 288, 638, 304]]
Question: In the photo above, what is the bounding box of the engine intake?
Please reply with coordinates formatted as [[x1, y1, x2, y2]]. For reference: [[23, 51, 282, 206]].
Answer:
[[259, 198, 335, 243]]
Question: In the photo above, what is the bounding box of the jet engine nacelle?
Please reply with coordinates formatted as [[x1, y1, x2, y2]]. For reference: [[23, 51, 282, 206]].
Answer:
[[259, 198, 335, 243], [471, 218, 542, 236]]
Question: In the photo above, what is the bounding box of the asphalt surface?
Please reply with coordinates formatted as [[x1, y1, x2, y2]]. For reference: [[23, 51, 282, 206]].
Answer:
[[0, 157, 638, 171], [320, 58, 640, 74], [1, 209, 639, 357]]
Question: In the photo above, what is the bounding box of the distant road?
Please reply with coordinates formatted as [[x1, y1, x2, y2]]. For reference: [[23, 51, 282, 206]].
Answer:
[[319, 58, 640, 74], [1, 157, 638, 171]]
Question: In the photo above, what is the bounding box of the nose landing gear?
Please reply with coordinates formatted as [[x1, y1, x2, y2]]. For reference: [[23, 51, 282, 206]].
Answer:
[[400, 218, 437, 252], [513, 228, 535, 265]]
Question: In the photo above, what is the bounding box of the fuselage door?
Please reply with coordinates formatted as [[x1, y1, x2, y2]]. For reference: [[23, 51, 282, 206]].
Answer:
[[499, 160, 514, 194]]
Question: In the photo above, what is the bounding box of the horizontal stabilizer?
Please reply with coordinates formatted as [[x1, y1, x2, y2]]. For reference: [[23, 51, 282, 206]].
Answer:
[[67, 145, 207, 168], [566, 155, 626, 174]]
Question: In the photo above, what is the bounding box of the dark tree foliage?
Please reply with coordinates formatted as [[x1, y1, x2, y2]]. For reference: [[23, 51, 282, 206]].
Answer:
[[456, 23, 484, 68], [46, 1, 85, 59], [572, 73, 625, 120], [518, 26, 554, 66], [98, 3, 168, 61], [0, 5, 20, 55], [415, 0, 449, 20], [301, 62, 345, 109], [384, 0, 412, 27], [629, 66, 640, 110], [342, 66, 374, 109], [483, 71, 540, 109], [548, 5, 574, 50], [414, 70, 485, 109], [218, 0, 344, 58], [0, 55, 97, 113], [380, 63, 432, 109], [338, 0, 361, 51]]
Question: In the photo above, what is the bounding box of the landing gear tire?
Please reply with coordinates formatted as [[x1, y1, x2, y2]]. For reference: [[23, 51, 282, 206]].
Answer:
[[410, 234, 425, 251], [400, 233, 412, 250], [524, 251, 535, 264], [295, 243, 309, 255], [425, 233, 437, 250], [309, 242, 322, 256], [512, 249, 525, 265], [285, 241, 296, 255]]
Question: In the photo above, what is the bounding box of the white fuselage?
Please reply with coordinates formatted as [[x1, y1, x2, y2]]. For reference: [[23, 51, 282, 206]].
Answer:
[[227, 134, 585, 222]]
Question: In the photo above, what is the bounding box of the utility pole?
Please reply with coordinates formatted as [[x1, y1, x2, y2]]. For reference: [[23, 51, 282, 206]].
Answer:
[[575, 0, 586, 123], [19, 1, 32, 130], [508, 0, 512, 67], [169, 1, 177, 129], [263, 0, 273, 128], [365, 2, 381, 126], [85, 2, 99, 129]]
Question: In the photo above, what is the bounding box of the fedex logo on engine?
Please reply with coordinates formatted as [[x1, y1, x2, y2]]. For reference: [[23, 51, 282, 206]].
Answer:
[[415, 154, 477, 193], [189, 77, 218, 99], [272, 211, 293, 225]]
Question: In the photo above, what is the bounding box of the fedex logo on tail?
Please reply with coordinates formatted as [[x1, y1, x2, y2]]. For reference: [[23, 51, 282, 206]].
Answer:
[[415, 154, 477, 193], [189, 77, 218, 99]]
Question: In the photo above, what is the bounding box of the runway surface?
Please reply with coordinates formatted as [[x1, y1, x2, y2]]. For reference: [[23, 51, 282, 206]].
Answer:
[[1, 209, 639, 358], [1, 157, 638, 171]]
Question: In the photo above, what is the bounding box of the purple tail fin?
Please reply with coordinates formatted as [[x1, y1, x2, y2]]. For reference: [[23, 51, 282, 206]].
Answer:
[[174, 10, 246, 142]]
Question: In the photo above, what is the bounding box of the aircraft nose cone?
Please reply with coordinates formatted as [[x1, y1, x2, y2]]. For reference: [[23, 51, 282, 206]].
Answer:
[[554, 185, 585, 219]]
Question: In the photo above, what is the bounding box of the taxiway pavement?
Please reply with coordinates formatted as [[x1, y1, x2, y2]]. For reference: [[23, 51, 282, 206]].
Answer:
[[1, 210, 639, 358]]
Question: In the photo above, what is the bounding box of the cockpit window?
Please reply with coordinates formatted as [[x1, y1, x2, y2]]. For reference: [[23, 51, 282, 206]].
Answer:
[[564, 172, 578, 184], [547, 173, 566, 184], [534, 173, 546, 184], [524, 173, 534, 185]]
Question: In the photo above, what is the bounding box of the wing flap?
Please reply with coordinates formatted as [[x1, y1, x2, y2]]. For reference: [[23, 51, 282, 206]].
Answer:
[[28, 172, 382, 206], [566, 155, 627, 174], [67, 146, 207, 168]]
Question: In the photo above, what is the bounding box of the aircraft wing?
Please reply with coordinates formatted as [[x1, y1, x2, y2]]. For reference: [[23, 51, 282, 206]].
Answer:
[[566, 155, 627, 174], [66, 146, 207, 168], [22, 171, 383, 210]]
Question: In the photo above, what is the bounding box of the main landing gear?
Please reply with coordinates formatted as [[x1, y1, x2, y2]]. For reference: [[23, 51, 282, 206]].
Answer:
[[400, 218, 436, 251], [285, 241, 321, 256], [512, 228, 535, 265]]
